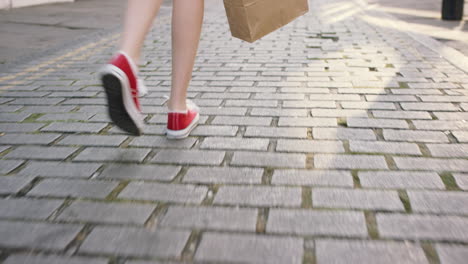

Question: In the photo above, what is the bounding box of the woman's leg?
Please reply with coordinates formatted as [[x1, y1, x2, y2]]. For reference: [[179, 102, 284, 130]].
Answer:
[[168, 0, 205, 111], [120, 0, 164, 64]]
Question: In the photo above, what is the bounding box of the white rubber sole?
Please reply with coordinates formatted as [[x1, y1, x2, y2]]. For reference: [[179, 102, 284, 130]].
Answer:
[[166, 113, 200, 139]]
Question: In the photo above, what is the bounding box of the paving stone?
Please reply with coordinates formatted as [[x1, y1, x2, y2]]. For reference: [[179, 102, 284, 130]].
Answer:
[[0, 113, 30, 122], [10, 98, 64, 105], [453, 173, 468, 190], [129, 136, 197, 149], [58, 201, 155, 225], [191, 125, 238, 136], [0, 123, 44, 133], [19, 161, 101, 178], [452, 131, 468, 143], [245, 126, 307, 138], [74, 147, 151, 162], [41, 122, 107, 133], [394, 157, 468, 172], [0, 176, 33, 195], [99, 164, 180, 181], [315, 154, 388, 169], [199, 107, 247, 116], [214, 185, 301, 207], [151, 149, 225, 165], [359, 171, 444, 189], [316, 239, 428, 264], [377, 214, 468, 242], [383, 129, 449, 143], [347, 118, 408, 129], [434, 112, 468, 120], [272, 169, 353, 187], [160, 206, 257, 231], [311, 109, 368, 118], [119, 182, 208, 203], [0, 221, 82, 250], [436, 244, 468, 264], [183, 166, 263, 184], [58, 135, 127, 147], [313, 188, 404, 211], [427, 144, 468, 158], [313, 127, 376, 140], [267, 209, 367, 237], [0, 160, 23, 174], [372, 110, 432, 119], [276, 139, 345, 153], [3, 254, 108, 264], [0, 198, 62, 220], [212, 116, 272, 126], [80, 226, 190, 258], [231, 151, 306, 168], [401, 103, 459, 111], [28, 179, 118, 199], [282, 100, 336, 108], [278, 117, 337, 127], [0, 133, 61, 145], [4, 146, 78, 160], [250, 108, 308, 117], [195, 232, 303, 264], [201, 137, 269, 151], [413, 120, 468, 130], [408, 191, 468, 215], [349, 141, 421, 155], [341, 102, 396, 110], [37, 113, 93, 121]]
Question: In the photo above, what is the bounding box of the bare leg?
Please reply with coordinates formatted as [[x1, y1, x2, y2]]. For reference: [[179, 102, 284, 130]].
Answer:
[[168, 0, 205, 111], [120, 0, 164, 64]]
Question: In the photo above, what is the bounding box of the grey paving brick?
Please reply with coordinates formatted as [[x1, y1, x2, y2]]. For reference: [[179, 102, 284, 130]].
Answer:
[[315, 154, 388, 169], [313, 188, 404, 211], [80, 226, 190, 258], [282, 100, 336, 109], [347, 118, 408, 129], [350, 141, 421, 155], [191, 125, 238, 136], [434, 112, 468, 120], [436, 244, 468, 264], [4, 146, 78, 160], [413, 120, 468, 130], [272, 169, 353, 187], [250, 108, 308, 117], [394, 157, 468, 172], [276, 139, 345, 153], [427, 144, 468, 158], [0, 221, 82, 250], [316, 239, 428, 264], [37, 113, 93, 121], [199, 107, 247, 116], [0, 198, 62, 220], [453, 173, 468, 190], [99, 164, 180, 181], [183, 167, 263, 184], [160, 206, 257, 231], [201, 137, 269, 151], [278, 117, 337, 127], [151, 149, 225, 165], [366, 95, 418, 102], [372, 110, 432, 119], [0, 113, 30, 122], [58, 201, 155, 224], [225, 99, 277, 107], [0, 160, 23, 174], [10, 98, 63, 105], [267, 209, 367, 237], [453, 131, 468, 143], [74, 147, 151, 162], [41, 122, 107, 133], [383, 129, 449, 143], [214, 185, 301, 207], [0, 133, 61, 145], [28, 179, 118, 199], [311, 109, 368, 118], [58, 135, 127, 147], [19, 161, 100, 178], [0, 105, 22, 112], [313, 128, 376, 140], [119, 182, 208, 203], [401, 103, 459, 111], [359, 171, 445, 189], [377, 214, 468, 242], [420, 95, 468, 102], [0, 123, 44, 133], [129, 136, 196, 149], [21, 105, 75, 113], [408, 191, 468, 215], [0, 176, 33, 195], [341, 102, 396, 110], [3, 254, 108, 264], [195, 232, 303, 264], [212, 116, 272, 126], [231, 151, 306, 168]]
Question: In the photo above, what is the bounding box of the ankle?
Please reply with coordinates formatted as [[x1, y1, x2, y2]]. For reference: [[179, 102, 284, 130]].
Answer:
[[167, 101, 187, 112]]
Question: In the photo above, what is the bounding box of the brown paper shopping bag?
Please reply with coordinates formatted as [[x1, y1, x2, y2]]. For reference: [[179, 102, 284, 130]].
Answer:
[[223, 0, 309, 43]]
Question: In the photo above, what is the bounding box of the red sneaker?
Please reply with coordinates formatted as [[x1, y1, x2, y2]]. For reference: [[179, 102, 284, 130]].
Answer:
[[100, 51, 144, 136], [166, 100, 200, 139]]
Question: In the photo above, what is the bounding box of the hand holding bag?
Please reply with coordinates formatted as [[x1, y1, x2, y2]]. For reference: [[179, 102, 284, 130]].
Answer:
[[223, 0, 309, 43]]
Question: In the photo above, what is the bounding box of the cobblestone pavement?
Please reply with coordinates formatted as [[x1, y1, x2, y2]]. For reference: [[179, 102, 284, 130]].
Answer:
[[1, 0, 468, 263]]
